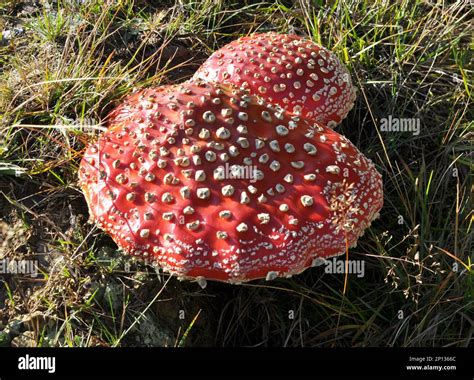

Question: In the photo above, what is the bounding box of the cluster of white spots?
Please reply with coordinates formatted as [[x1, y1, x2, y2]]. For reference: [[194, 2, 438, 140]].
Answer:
[[79, 80, 382, 285], [194, 32, 357, 127]]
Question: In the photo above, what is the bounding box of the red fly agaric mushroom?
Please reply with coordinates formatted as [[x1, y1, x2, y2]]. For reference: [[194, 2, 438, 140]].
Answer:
[[79, 80, 382, 285], [194, 32, 357, 128]]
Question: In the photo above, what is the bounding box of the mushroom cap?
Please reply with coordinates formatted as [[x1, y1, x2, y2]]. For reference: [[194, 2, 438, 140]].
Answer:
[[194, 32, 357, 128], [79, 80, 382, 284]]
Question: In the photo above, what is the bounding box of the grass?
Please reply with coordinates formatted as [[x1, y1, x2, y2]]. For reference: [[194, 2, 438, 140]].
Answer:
[[0, 0, 472, 347]]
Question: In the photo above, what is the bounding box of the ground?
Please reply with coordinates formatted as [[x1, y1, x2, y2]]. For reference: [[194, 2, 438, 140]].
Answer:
[[0, 0, 472, 347]]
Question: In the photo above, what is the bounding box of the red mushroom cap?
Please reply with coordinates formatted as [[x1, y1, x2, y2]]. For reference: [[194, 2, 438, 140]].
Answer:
[[79, 80, 382, 285], [194, 32, 357, 128]]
